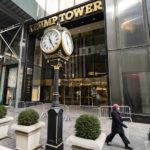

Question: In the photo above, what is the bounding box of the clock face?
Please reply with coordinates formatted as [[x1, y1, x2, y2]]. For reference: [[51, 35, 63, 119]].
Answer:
[[62, 30, 74, 56], [40, 29, 61, 54]]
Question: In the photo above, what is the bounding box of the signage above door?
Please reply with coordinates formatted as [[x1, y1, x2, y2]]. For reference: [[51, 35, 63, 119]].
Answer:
[[29, 0, 103, 33]]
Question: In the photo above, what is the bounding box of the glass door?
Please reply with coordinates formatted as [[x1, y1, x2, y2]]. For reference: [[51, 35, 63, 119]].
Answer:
[[60, 76, 108, 106], [6, 67, 18, 104], [59, 21, 108, 106]]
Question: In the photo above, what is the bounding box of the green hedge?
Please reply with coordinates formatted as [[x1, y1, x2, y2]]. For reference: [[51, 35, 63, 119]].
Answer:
[[18, 109, 39, 126], [75, 114, 101, 140], [0, 105, 7, 118]]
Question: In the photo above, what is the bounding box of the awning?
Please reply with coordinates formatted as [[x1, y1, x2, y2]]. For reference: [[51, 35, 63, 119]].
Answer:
[[0, 0, 34, 30]]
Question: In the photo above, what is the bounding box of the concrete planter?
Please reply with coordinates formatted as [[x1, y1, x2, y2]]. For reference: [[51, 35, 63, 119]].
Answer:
[[11, 122, 45, 150], [0, 145, 12, 150], [144, 141, 150, 150], [0, 116, 14, 139], [66, 132, 106, 150]]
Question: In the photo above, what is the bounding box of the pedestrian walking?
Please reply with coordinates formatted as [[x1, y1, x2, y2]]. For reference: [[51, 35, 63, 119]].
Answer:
[[105, 104, 133, 150]]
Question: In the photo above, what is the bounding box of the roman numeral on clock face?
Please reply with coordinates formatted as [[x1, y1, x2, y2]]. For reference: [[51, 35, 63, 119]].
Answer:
[[40, 29, 61, 54]]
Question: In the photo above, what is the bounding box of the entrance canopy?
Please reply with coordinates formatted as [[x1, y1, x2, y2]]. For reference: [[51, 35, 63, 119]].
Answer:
[[0, 0, 36, 62], [0, 0, 34, 30]]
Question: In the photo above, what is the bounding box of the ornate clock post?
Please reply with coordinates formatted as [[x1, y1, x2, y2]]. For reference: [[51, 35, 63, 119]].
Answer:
[[40, 24, 73, 150]]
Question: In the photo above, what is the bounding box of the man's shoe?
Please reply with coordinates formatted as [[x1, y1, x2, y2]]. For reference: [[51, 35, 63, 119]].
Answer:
[[105, 140, 111, 146], [125, 145, 133, 150]]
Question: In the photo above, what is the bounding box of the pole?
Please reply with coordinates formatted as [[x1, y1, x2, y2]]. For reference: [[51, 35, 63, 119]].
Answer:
[[46, 62, 63, 150], [15, 25, 24, 108], [52, 65, 60, 107]]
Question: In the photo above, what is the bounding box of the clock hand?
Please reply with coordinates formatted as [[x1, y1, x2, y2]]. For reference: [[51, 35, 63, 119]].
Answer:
[[66, 36, 69, 47], [49, 37, 54, 48]]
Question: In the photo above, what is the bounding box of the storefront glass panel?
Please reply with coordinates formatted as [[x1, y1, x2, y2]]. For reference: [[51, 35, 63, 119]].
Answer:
[[32, 39, 42, 101], [117, 0, 147, 47], [59, 21, 108, 106], [108, 50, 122, 104], [105, 0, 117, 50], [123, 72, 150, 114], [121, 47, 150, 72], [6, 67, 18, 104], [146, 0, 150, 27]]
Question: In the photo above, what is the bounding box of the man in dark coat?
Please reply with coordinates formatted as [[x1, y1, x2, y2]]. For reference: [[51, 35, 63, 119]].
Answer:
[[105, 104, 133, 150]]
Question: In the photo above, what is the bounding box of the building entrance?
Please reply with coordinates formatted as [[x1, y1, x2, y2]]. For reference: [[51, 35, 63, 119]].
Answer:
[[58, 21, 108, 106], [32, 21, 108, 106], [4, 67, 17, 105], [59, 76, 108, 106]]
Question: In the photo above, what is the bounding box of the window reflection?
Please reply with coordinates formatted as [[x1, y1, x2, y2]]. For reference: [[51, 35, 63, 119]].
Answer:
[[146, 0, 150, 26], [59, 23, 108, 106], [64, 28, 106, 79], [118, 0, 140, 15], [123, 72, 150, 114], [118, 0, 147, 47]]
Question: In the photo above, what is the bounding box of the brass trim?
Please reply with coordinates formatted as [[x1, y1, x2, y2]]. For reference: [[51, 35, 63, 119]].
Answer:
[[62, 30, 74, 56], [46, 142, 63, 148], [53, 93, 59, 96], [53, 65, 60, 70]]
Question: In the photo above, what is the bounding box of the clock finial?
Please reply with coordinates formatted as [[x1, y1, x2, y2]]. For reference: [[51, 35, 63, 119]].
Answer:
[[56, 22, 63, 31]]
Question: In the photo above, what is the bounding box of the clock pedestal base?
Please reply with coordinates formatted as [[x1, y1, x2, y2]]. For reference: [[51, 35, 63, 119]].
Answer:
[[46, 107, 63, 150]]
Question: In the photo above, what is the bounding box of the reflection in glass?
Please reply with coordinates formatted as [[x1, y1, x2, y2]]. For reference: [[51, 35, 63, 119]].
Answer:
[[118, 0, 147, 47], [123, 72, 150, 114], [105, 0, 117, 50], [146, 0, 150, 25], [64, 28, 106, 79], [59, 24, 108, 106]]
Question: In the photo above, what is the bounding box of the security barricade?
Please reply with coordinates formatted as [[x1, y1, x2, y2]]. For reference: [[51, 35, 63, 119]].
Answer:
[[67, 105, 99, 120], [99, 106, 132, 122]]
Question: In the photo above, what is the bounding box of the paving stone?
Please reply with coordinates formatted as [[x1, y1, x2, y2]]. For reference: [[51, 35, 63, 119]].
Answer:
[[0, 105, 149, 150]]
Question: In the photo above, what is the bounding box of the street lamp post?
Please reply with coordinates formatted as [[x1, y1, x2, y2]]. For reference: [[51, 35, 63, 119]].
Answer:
[[40, 24, 74, 150], [45, 60, 64, 150]]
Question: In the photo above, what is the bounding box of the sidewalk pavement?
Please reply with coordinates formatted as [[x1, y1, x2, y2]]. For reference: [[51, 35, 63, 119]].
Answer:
[[0, 105, 149, 150]]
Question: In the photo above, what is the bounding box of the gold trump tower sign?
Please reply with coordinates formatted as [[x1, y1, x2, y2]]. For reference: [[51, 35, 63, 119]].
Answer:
[[29, 0, 102, 33]]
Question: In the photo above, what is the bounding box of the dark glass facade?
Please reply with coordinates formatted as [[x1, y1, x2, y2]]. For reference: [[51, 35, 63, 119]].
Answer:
[[105, 0, 150, 120]]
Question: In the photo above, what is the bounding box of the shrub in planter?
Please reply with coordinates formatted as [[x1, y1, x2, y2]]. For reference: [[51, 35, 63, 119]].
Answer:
[[13, 108, 44, 150], [18, 108, 39, 126], [0, 105, 7, 118], [0, 105, 13, 139], [75, 114, 101, 140]]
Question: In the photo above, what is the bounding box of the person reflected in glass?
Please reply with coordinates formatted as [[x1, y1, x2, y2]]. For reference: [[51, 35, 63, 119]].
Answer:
[[105, 104, 133, 150]]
